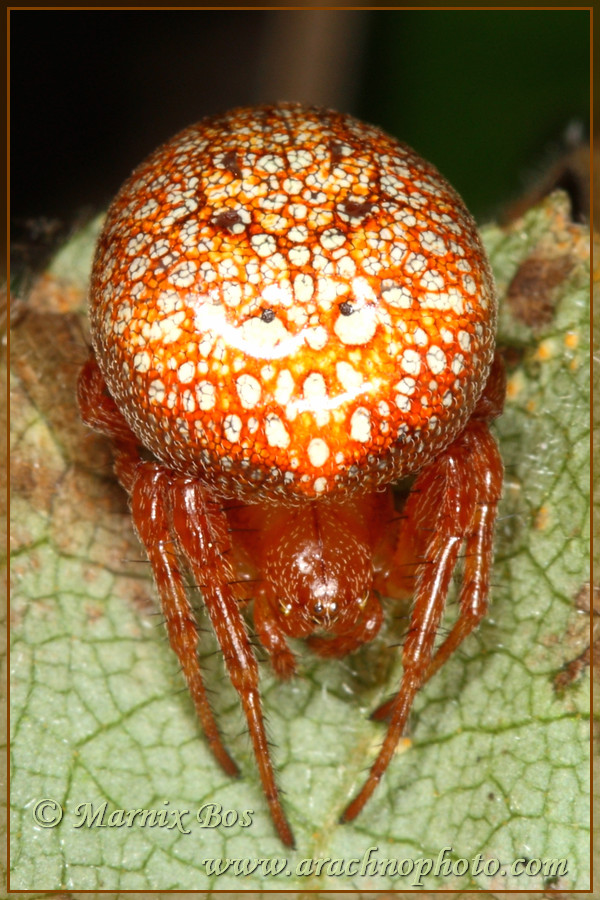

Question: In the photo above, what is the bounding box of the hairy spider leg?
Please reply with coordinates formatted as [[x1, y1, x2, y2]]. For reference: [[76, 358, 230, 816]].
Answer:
[[169, 480, 295, 848], [342, 356, 505, 823], [125, 462, 241, 781], [373, 353, 506, 722], [252, 593, 298, 679], [78, 363, 239, 780], [77, 354, 139, 444], [80, 356, 293, 845]]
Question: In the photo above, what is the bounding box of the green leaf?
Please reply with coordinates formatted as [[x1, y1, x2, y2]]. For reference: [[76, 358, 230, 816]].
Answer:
[[10, 193, 590, 892]]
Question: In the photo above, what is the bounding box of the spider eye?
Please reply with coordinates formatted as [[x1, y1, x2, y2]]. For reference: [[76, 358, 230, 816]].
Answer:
[[338, 301, 354, 316], [313, 602, 323, 616], [261, 308, 276, 323]]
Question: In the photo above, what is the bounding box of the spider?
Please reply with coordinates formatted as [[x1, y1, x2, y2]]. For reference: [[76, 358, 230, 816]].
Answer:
[[77, 103, 504, 848]]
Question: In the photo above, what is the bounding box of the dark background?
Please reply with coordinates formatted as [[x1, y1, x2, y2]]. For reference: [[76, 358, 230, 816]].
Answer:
[[10, 9, 590, 228]]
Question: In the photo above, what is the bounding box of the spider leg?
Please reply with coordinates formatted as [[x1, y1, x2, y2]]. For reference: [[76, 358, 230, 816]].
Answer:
[[421, 432, 502, 683], [372, 426, 502, 720], [80, 354, 240, 775], [126, 462, 239, 779], [77, 354, 137, 443], [169, 479, 295, 848], [253, 596, 298, 679], [372, 354, 506, 723], [80, 356, 292, 843], [341, 418, 503, 824]]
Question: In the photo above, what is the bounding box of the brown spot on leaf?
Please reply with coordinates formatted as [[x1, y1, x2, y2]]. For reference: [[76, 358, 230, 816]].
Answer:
[[553, 646, 590, 693], [506, 252, 574, 329], [553, 582, 599, 692], [11, 308, 113, 476]]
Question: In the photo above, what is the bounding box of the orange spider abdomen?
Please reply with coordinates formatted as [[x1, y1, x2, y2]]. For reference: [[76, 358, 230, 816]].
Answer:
[[90, 103, 497, 501]]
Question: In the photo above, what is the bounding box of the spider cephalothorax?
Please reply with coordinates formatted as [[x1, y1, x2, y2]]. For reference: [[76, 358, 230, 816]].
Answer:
[[78, 103, 504, 847]]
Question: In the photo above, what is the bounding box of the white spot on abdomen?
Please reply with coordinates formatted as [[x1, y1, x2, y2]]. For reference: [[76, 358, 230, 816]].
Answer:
[[350, 407, 371, 443], [265, 413, 290, 448], [169, 260, 197, 288], [148, 379, 165, 405], [236, 373, 262, 409], [313, 477, 328, 493], [301, 372, 329, 426], [238, 316, 299, 358], [250, 233, 277, 257], [336, 361, 364, 394], [224, 414, 242, 444], [195, 380, 216, 410], [305, 326, 328, 350], [177, 361, 195, 383], [307, 438, 330, 467], [303, 372, 327, 402], [334, 306, 377, 345], [148, 310, 186, 344], [133, 351, 151, 373], [400, 348, 421, 375], [274, 369, 295, 405], [426, 345, 447, 374], [293, 273, 314, 302]]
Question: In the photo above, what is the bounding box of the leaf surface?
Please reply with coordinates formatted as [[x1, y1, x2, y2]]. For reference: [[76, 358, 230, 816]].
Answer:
[[9, 194, 590, 891]]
